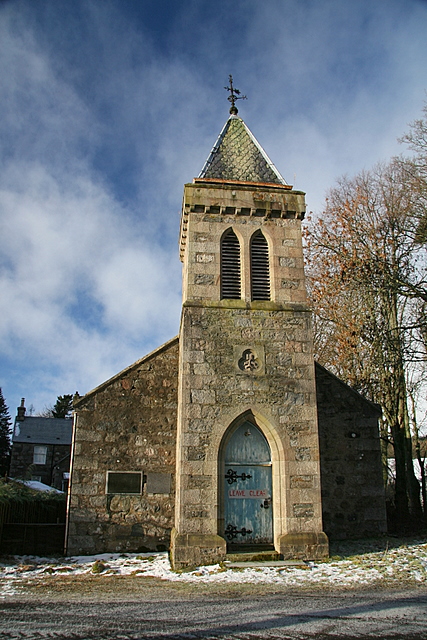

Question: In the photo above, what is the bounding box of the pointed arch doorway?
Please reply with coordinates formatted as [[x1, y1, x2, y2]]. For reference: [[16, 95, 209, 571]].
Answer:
[[221, 419, 273, 547]]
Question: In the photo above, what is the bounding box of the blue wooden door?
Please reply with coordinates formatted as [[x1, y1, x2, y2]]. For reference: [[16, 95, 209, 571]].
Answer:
[[224, 421, 272, 545]]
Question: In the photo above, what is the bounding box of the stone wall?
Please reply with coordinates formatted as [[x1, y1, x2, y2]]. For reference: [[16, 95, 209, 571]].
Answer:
[[66, 338, 179, 555], [174, 305, 324, 551], [66, 330, 387, 557], [180, 182, 307, 307], [173, 180, 328, 568], [316, 363, 387, 539], [9, 443, 70, 490]]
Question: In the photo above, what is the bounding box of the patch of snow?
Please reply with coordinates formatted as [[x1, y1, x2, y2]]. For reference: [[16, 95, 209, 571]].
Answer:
[[1, 543, 427, 599], [14, 480, 63, 493]]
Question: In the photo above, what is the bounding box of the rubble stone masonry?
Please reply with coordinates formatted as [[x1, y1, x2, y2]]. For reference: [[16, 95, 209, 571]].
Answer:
[[316, 363, 386, 540], [66, 339, 179, 555]]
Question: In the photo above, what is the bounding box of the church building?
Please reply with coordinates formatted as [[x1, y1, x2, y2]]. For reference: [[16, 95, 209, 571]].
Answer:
[[66, 91, 387, 568]]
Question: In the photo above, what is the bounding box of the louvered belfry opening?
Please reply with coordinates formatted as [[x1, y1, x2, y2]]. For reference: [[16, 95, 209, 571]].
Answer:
[[221, 229, 241, 299], [251, 231, 270, 300]]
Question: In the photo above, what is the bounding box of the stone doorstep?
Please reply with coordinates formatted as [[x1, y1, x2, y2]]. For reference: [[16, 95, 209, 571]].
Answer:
[[225, 548, 307, 567], [225, 559, 307, 568]]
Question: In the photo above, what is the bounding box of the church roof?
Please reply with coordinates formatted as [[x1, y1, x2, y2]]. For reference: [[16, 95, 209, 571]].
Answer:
[[73, 336, 180, 405], [198, 115, 287, 186]]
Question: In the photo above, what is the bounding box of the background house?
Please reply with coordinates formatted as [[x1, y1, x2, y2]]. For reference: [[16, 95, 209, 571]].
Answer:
[[9, 399, 72, 492]]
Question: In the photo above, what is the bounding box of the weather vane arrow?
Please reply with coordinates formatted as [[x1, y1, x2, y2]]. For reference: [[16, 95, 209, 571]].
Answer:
[[225, 75, 247, 115]]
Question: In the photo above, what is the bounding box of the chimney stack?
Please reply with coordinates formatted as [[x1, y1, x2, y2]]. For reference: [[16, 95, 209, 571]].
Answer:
[[17, 398, 26, 421]]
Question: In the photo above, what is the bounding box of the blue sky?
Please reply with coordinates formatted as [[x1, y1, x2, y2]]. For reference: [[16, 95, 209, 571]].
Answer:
[[1, 0, 427, 416]]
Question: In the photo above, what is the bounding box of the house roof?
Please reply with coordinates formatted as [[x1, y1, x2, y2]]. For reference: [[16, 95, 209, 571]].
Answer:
[[198, 115, 288, 186], [13, 417, 73, 445], [314, 362, 382, 416]]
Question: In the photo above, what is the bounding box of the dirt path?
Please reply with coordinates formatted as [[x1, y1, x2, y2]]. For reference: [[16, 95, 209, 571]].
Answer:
[[1, 576, 427, 639]]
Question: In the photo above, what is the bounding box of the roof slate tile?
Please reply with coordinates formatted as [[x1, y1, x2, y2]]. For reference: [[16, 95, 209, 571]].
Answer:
[[198, 115, 287, 185]]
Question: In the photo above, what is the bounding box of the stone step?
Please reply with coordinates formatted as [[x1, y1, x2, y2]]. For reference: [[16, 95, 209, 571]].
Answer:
[[225, 547, 309, 568], [225, 550, 281, 563], [225, 559, 307, 568]]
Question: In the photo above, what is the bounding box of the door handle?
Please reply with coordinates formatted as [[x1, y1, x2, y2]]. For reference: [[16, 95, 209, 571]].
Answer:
[[260, 497, 271, 509]]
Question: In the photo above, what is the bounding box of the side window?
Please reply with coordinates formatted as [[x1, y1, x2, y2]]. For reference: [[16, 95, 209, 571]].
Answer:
[[33, 445, 47, 465], [106, 471, 142, 494], [250, 231, 270, 300], [221, 229, 241, 299]]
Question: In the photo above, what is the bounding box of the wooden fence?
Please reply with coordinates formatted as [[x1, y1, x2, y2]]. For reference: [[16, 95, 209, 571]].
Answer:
[[0, 499, 66, 556]]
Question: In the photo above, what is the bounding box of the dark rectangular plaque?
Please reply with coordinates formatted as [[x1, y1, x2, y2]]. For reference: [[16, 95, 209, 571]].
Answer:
[[107, 472, 142, 494]]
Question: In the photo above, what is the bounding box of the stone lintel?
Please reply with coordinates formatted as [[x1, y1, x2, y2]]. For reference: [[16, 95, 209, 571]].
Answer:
[[278, 531, 329, 561], [170, 528, 227, 570]]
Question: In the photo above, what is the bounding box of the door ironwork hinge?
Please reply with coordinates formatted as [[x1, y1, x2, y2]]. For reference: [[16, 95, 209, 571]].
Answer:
[[225, 468, 253, 484], [225, 524, 253, 541]]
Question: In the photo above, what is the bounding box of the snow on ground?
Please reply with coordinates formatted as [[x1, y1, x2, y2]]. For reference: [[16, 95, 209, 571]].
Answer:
[[1, 541, 427, 598], [16, 480, 63, 493]]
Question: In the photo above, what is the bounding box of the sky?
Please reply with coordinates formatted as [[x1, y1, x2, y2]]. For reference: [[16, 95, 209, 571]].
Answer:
[[1, 0, 427, 417]]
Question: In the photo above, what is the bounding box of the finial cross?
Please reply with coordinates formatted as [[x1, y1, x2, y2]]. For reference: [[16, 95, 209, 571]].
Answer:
[[225, 75, 247, 115]]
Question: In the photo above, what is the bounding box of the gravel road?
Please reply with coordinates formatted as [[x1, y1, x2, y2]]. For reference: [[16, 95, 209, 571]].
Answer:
[[1, 576, 427, 639]]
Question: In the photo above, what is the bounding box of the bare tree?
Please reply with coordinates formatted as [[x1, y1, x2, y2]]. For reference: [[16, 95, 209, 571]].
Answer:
[[305, 159, 427, 527]]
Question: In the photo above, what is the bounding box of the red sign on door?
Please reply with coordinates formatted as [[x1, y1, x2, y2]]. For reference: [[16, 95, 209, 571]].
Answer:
[[228, 489, 267, 499]]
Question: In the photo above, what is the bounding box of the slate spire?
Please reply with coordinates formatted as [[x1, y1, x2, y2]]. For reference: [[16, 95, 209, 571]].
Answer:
[[198, 115, 287, 186]]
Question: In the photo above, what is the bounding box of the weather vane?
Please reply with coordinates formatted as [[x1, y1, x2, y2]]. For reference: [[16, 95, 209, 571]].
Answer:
[[225, 75, 247, 115]]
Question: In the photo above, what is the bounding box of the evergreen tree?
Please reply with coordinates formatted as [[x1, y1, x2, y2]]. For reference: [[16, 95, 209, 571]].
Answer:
[[51, 395, 73, 419], [0, 388, 12, 477], [39, 394, 73, 418]]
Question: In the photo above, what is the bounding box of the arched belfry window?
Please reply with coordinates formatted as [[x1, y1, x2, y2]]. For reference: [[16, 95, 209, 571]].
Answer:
[[251, 231, 270, 300], [221, 229, 241, 299]]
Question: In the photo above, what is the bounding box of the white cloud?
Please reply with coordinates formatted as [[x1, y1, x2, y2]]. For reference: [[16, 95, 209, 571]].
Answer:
[[0, 160, 181, 409], [0, 0, 426, 412], [0, 7, 184, 410]]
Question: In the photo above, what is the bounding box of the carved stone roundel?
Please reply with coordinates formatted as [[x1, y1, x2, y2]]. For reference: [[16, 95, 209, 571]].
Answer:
[[238, 348, 260, 373]]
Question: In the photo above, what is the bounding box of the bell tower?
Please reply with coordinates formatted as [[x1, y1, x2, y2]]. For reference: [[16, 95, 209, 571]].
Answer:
[[171, 87, 328, 569]]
